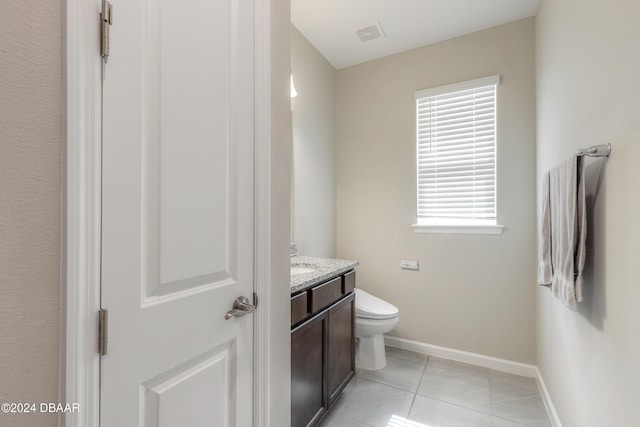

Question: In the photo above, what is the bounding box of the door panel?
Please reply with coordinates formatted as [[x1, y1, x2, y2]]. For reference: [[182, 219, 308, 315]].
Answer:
[[141, 342, 236, 427], [151, 0, 232, 288], [100, 0, 255, 424], [141, 0, 240, 301]]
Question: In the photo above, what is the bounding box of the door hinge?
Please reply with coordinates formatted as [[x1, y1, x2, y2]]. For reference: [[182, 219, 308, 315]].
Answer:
[[98, 308, 109, 356], [100, 0, 113, 63]]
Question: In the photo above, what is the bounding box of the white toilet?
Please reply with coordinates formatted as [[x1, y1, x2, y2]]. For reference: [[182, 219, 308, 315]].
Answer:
[[354, 288, 399, 370]]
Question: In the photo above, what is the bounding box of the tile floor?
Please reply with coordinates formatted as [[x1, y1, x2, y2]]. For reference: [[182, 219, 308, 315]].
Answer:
[[319, 347, 552, 427]]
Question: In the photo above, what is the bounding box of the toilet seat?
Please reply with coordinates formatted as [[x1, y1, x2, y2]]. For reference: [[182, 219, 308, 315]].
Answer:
[[355, 288, 399, 320]]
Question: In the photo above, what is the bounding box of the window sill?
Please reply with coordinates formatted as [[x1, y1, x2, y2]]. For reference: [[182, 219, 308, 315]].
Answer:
[[411, 224, 504, 235]]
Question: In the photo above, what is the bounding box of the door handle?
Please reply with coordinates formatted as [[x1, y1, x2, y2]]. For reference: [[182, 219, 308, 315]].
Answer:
[[225, 295, 257, 320]]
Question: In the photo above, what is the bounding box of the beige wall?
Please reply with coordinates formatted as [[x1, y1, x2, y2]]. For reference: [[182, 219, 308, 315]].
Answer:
[[0, 1, 62, 426], [536, 0, 640, 425], [291, 26, 337, 257], [336, 18, 537, 363]]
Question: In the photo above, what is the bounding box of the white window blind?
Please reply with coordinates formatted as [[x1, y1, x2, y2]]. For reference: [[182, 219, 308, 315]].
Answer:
[[415, 75, 500, 226]]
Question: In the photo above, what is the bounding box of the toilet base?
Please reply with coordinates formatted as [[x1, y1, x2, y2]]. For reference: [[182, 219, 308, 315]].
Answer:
[[356, 333, 387, 370]]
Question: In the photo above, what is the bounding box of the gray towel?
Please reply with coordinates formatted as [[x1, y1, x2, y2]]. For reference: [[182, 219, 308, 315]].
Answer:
[[537, 155, 586, 311], [538, 172, 553, 284]]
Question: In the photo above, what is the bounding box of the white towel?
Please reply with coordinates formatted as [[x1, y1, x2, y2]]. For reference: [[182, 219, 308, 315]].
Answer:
[[537, 155, 586, 311]]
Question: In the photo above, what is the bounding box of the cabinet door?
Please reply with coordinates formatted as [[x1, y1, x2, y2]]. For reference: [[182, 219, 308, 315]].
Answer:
[[291, 312, 327, 427], [327, 293, 355, 406]]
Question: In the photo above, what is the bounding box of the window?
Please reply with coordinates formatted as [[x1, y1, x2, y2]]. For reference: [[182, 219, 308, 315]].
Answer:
[[413, 75, 503, 235]]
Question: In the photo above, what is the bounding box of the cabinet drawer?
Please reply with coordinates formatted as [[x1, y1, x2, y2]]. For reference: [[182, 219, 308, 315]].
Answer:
[[310, 277, 342, 313], [343, 270, 356, 294], [291, 292, 308, 326]]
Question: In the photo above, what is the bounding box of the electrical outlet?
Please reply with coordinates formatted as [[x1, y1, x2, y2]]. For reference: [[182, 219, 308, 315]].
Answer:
[[400, 260, 419, 270]]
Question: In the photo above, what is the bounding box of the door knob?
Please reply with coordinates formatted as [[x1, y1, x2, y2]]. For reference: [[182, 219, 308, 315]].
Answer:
[[225, 295, 257, 320]]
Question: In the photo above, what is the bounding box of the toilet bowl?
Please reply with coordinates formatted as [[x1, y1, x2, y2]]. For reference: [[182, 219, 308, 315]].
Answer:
[[354, 288, 399, 370]]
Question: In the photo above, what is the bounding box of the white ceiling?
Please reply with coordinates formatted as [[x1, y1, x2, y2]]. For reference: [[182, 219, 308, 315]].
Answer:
[[291, 0, 540, 69]]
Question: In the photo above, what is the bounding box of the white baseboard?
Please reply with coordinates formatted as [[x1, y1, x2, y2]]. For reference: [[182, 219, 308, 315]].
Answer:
[[535, 367, 563, 427], [384, 335, 537, 377], [384, 336, 562, 426]]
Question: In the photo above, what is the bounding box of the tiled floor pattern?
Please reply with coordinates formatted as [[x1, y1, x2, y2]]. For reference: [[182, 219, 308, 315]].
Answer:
[[319, 347, 552, 427]]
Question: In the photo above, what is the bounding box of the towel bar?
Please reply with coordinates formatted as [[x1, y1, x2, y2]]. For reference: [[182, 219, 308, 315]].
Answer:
[[576, 143, 611, 158]]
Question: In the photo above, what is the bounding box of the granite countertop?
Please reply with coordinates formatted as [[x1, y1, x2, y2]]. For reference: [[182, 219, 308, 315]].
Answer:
[[290, 256, 359, 294]]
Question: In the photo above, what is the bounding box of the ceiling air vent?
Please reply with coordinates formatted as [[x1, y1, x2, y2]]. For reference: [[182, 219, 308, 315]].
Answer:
[[356, 22, 386, 43]]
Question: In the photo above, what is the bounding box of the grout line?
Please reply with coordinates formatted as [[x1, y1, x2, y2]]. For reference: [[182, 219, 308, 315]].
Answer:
[[354, 375, 418, 395], [407, 393, 418, 420], [353, 348, 551, 426], [413, 394, 492, 417], [419, 354, 430, 384], [385, 336, 537, 378], [407, 354, 430, 418], [413, 354, 497, 418], [491, 415, 529, 426]]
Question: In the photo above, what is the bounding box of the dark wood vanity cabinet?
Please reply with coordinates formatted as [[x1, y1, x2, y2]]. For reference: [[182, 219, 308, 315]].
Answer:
[[291, 271, 356, 427]]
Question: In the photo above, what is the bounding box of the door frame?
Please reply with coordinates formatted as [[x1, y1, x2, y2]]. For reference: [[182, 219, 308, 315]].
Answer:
[[63, 0, 290, 426]]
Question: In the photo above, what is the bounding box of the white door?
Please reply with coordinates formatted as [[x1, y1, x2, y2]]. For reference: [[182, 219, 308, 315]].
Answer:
[[100, 0, 255, 425]]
